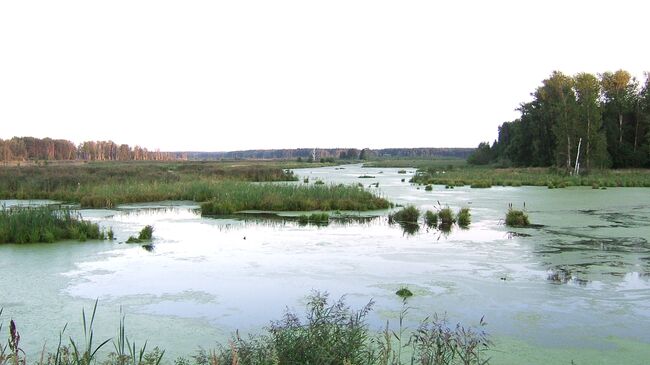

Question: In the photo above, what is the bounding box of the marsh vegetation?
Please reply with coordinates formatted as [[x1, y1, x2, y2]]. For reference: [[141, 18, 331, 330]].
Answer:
[[0, 206, 105, 244], [0, 293, 491, 365]]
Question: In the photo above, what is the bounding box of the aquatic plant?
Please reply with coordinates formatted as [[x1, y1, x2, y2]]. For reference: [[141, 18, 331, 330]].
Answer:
[[424, 210, 438, 227], [201, 183, 389, 215], [0, 206, 105, 244], [457, 207, 471, 228], [388, 206, 420, 224], [505, 209, 529, 227], [437, 207, 456, 227], [396, 287, 413, 299], [298, 213, 329, 225], [126, 225, 154, 243]]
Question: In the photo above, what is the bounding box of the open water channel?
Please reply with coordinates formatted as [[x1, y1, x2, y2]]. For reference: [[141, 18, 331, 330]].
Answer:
[[1, 164, 649, 364]]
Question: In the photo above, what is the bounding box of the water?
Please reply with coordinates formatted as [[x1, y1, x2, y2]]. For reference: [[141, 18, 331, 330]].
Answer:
[[1, 164, 649, 364]]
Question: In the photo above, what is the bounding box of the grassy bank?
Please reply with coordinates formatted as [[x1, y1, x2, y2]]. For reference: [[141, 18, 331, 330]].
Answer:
[[0, 161, 299, 202], [1, 293, 491, 365], [411, 166, 650, 188], [0, 206, 106, 243], [201, 183, 390, 215], [0, 161, 390, 211], [363, 158, 467, 169]]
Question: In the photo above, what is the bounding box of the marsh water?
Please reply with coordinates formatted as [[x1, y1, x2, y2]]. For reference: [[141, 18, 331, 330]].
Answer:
[[1, 165, 649, 364]]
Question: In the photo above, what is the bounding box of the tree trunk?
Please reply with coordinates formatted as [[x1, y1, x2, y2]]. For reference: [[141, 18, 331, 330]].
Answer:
[[586, 115, 591, 171], [566, 135, 572, 172], [619, 112, 623, 145]]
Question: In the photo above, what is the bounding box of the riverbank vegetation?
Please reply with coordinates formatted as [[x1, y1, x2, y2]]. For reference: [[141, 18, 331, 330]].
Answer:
[[1, 292, 491, 365], [0, 206, 105, 244], [467, 70, 650, 171], [411, 165, 650, 188]]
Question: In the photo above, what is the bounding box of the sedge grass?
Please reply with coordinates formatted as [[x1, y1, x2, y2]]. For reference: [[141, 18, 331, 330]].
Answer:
[[201, 182, 389, 215], [0, 206, 105, 244]]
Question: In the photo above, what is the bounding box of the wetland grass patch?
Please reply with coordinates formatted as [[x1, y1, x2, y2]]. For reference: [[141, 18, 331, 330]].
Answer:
[[505, 209, 530, 227], [0, 206, 105, 244], [201, 183, 390, 215]]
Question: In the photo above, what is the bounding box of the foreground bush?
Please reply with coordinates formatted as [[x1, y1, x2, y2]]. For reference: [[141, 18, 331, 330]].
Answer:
[[0, 206, 105, 244], [1, 293, 491, 365]]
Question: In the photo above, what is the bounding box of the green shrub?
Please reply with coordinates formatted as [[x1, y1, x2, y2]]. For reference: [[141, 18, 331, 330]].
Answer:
[[424, 184, 433, 191]]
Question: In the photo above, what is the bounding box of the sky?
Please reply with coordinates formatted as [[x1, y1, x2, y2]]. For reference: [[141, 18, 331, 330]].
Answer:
[[1, 0, 648, 152]]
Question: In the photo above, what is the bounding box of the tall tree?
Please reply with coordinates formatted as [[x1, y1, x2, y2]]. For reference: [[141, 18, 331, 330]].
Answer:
[[574, 73, 609, 170]]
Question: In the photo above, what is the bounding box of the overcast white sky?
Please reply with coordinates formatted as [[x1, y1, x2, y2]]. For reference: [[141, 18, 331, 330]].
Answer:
[[1, 1, 648, 151]]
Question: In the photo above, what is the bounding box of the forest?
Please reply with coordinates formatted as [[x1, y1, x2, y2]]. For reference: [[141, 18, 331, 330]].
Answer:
[[0, 137, 175, 162], [468, 70, 650, 170]]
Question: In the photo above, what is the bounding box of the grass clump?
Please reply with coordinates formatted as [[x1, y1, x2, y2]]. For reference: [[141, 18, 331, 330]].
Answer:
[[505, 209, 529, 227], [396, 287, 413, 299], [424, 210, 438, 227], [457, 207, 471, 228], [201, 182, 389, 215], [0, 206, 105, 244], [298, 213, 330, 225], [126, 225, 154, 243], [437, 207, 456, 227], [470, 181, 491, 188], [424, 184, 433, 191], [388, 206, 420, 224]]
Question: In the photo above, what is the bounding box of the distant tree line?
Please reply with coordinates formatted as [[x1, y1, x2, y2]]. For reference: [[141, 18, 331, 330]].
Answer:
[[183, 147, 474, 160], [0, 137, 175, 162], [468, 70, 650, 170]]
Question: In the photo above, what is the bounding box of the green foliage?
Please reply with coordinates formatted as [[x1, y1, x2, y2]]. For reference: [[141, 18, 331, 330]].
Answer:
[[298, 213, 329, 225], [388, 206, 420, 224], [396, 287, 413, 299], [0, 161, 299, 208], [457, 208, 471, 228], [411, 165, 650, 188], [473, 70, 649, 169], [424, 184, 433, 191], [424, 210, 438, 227], [126, 225, 154, 243], [505, 209, 530, 227], [0, 206, 105, 244], [437, 207, 455, 227], [138, 226, 154, 240], [1, 293, 491, 365], [201, 183, 389, 215]]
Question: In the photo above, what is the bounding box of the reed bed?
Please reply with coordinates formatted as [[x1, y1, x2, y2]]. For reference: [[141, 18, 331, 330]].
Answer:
[[201, 183, 389, 215], [0, 206, 105, 244]]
